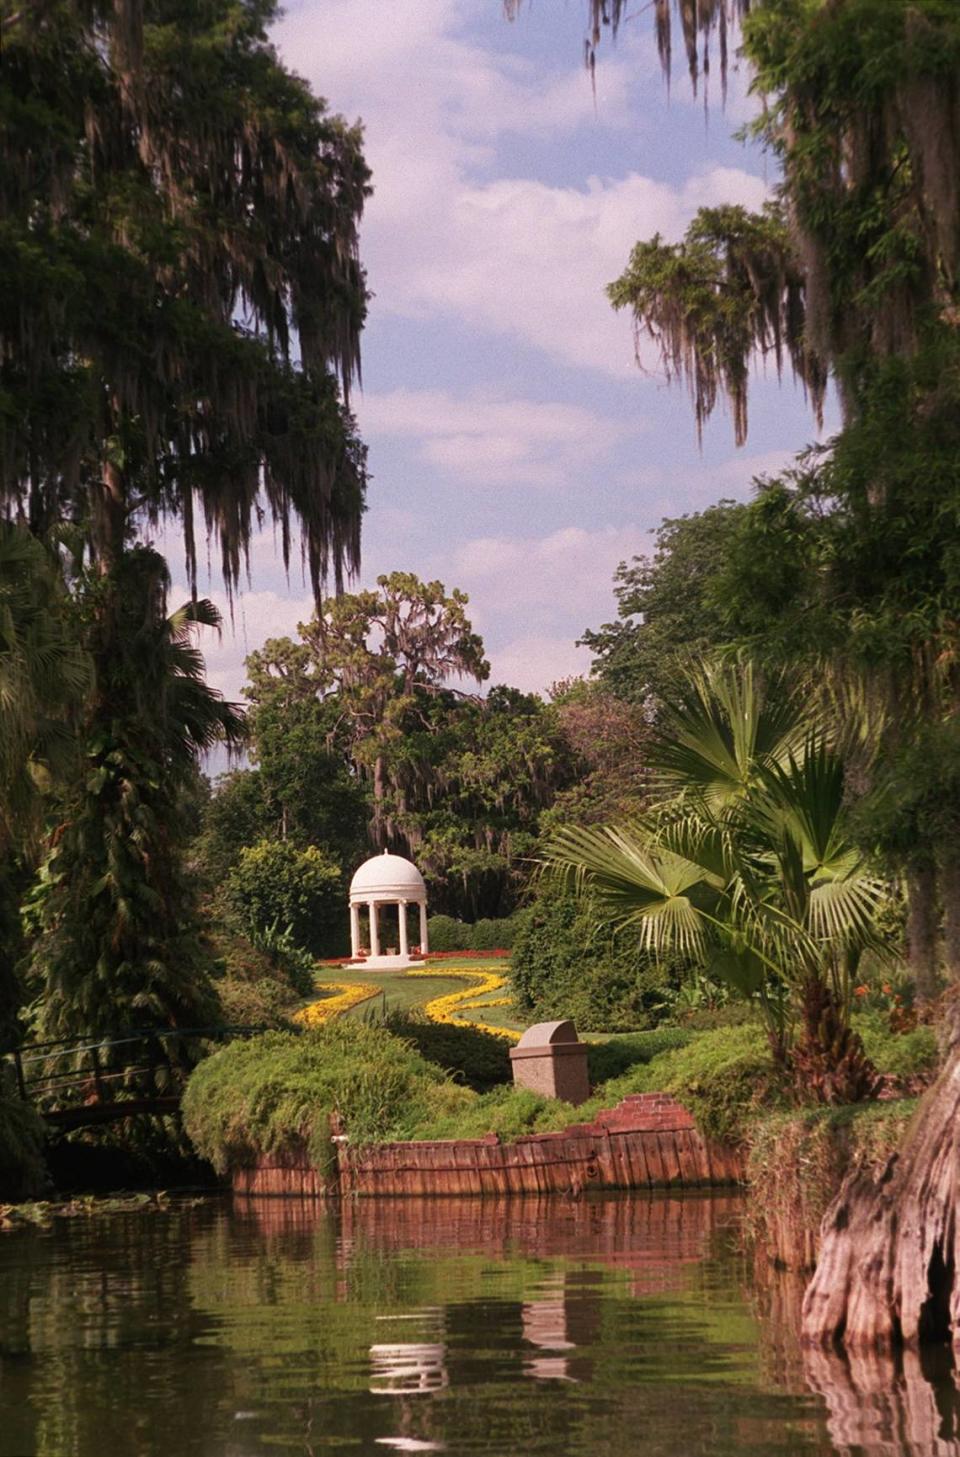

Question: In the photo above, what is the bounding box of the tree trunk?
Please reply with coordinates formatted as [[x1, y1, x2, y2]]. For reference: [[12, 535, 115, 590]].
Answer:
[[373, 753, 386, 848], [941, 846, 960, 982], [789, 973, 878, 1104], [906, 862, 939, 1003], [802, 1015, 960, 1350]]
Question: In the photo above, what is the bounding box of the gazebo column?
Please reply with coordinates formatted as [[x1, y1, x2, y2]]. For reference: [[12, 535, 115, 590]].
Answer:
[[350, 903, 361, 958], [369, 900, 381, 958], [419, 901, 429, 955], [398, 900, 409, 959]]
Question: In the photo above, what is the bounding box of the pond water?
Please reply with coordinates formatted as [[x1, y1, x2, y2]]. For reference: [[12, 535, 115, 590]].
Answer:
[[2, 1191, 960, 1456]]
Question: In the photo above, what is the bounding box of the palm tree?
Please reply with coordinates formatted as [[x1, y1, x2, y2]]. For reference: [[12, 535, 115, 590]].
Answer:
[[545, 663, 883, 1102]]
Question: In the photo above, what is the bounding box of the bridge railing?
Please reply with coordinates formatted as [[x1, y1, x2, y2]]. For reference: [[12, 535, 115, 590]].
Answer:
[[2, 1025, 268, 1113]]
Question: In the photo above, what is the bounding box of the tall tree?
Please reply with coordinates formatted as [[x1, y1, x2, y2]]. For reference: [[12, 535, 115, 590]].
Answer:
[[1, 0, 368, 591], [577, 0, 960, 992], [246, 572, 489, 849], [580, 501, 746, 710], [2, 0, 368, 1038], [244, 577, 578, 917]]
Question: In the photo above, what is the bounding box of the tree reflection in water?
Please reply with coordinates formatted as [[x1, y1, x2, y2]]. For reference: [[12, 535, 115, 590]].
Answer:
[[751, 1252, 960, 1456], [804, 1345, 960, 1457]]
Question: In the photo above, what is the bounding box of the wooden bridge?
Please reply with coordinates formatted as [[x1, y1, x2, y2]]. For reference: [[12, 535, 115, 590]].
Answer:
[[3, 1025, 265, 1131]]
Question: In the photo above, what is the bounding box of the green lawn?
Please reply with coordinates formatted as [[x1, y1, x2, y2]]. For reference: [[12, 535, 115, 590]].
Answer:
[[309, 955, 525, 1032]]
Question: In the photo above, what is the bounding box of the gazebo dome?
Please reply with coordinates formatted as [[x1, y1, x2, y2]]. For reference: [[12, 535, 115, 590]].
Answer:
[[349, 850, 426, 904]]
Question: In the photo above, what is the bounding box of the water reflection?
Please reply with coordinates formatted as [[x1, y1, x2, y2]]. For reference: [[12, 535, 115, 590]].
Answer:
[[4, 1190, 957, 1455], [805, 1345, 960, 1457]]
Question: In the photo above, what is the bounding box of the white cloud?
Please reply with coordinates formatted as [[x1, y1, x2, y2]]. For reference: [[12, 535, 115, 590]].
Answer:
[[492, 634, 595, 694], [172, 521, 648, 704], [274, 1, 770, 376], [359, 388, 639, 486]]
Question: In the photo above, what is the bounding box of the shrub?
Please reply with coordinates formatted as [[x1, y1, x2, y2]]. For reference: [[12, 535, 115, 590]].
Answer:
[[469, 917, 511, 950], [217, 977, 298, 1030], [593, 1022, 778, 1141], [855, 1012, 939, 1084], [586, 1028, 693, 1085], [426, 915, 468, 951], [221, 840, 343, 958], [181, 1021, 473, 1173], [510, 882, 680, 1031], [209, 926, 308, 1030], [411, 1085, 565, 1141], [381, 1009, 512, 1091]]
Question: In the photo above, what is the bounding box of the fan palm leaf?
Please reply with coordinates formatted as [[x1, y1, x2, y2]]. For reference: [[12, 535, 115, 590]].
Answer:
[[649, 659, 816, 814]]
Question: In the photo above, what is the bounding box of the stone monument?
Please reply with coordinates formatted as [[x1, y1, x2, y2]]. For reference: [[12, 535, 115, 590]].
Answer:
[[509, 1019, 591, 1106]]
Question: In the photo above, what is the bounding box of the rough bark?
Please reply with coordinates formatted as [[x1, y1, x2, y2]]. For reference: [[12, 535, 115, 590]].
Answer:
[[802, 1016, 960, 1350], [907, 862, 939, 1003]]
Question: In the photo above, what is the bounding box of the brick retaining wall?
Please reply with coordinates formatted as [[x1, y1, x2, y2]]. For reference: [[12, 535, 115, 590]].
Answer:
[[232, 1092, 746, 1198]]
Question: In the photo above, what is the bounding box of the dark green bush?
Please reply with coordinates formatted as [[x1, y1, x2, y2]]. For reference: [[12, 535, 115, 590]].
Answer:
[[221, 839, 343, 957], [425, 914, 522, 952], [181, 1021, 473, 1172], [426, 915, 468, 951], [217, 977, 298, 1030], [381, 1009, 512, 1091], [469, 917, 510, 950], [510, 882, 680, 1031]]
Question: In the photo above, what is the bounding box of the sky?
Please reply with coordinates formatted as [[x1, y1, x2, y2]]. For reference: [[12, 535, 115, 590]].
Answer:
[[165, 0, 835, 706]]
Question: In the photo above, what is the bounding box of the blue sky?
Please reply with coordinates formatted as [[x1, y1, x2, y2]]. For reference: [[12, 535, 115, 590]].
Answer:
[[166, 0, 835, 703]]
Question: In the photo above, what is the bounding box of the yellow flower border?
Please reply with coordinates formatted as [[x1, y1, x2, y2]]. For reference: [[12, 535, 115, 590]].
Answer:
[[295, 981, 379, 1028], [407, 966, 522, 1042]]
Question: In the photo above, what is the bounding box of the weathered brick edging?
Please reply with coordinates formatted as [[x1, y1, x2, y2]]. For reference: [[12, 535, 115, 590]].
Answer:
[[231, 1092, 746, 1198]]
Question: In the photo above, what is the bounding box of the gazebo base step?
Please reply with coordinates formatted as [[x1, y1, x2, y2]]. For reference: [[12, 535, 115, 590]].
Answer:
[[346, 955, 426, 972]]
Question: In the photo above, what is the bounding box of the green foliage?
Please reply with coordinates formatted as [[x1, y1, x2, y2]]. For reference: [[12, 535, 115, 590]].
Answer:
[[27, 551, 241, 1053], [854, 1013, 939, 1084], [409, 1085, 565, 1143], [208, 926, 309, 1031], [608, 205, 821, 447], [545, 662, 887, 1100], [511, 881, 683, 1033], [380, 1009, 512, 1092], [580, 504, 745, 710], [181, 1022, 473, 1173], [222, 839, 342, 959], [585, 1028, 693, 1085], [215, 978, 297, 1031], [0, 1089, 47, 1202], [2, 0, 368, 597], [0, 522, 90, 856], [594, 1022, 777, 1142], [426, 915, 469, 952]]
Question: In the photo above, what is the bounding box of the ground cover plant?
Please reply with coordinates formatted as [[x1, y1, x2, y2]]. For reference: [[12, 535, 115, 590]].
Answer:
[[180, 1021, 474, 1174]]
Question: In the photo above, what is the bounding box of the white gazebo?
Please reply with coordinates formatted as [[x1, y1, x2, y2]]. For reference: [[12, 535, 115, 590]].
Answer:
[[348, 851, 428, 970]]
